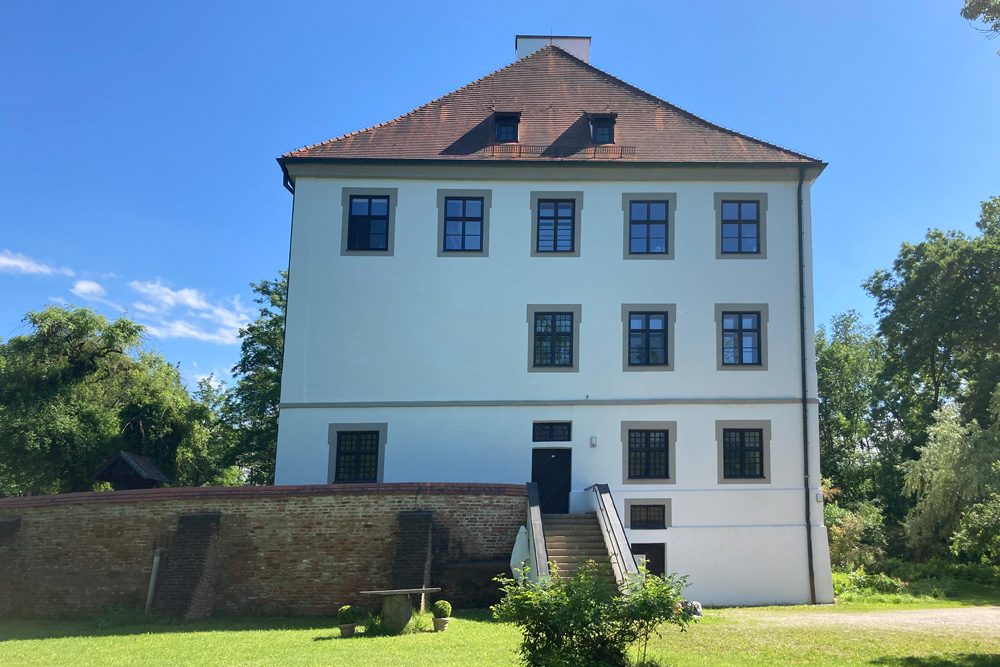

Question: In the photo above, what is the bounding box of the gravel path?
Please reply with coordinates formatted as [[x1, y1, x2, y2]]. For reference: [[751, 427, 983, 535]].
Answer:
[[732, 606, 1000, 634]]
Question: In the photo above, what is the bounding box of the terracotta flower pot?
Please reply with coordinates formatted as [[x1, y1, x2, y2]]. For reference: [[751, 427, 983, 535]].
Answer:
[[432, 617, 450, 632], [339, 623, 357, 638]]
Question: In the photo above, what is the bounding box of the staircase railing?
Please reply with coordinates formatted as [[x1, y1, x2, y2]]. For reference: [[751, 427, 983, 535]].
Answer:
[[585, 484, 638, 587], [523, 482, 550, 581]]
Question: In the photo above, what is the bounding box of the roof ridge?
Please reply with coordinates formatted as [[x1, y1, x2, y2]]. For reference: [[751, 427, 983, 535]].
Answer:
[[542, 46, 821, 163], [282, 49, 554, 158]]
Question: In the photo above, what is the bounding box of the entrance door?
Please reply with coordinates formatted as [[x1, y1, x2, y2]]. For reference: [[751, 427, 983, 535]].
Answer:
[[531, 448, 571, 514], [631, 543, 665, 576]]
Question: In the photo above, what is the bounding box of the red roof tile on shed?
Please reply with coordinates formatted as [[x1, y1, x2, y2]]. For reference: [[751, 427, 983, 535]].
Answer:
[[281, 45, 820, 165]]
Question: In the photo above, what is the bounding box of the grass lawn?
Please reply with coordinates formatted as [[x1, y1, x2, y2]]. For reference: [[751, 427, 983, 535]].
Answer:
[[1, 586, 998, 667]]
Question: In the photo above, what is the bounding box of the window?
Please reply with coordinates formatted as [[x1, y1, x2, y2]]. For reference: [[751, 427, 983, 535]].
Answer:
[[536, 200, 575, 252], [624, 499, 672, 528], [495, 114, 519, 142], [716, 420, 771, 484], [533, 422, 572, 442], [715, 193, 767, 259], [526, 304, 582, 373], [630, 505, 665, 528], [590, 116, 615, 143], [722, 312, 760, 366], [328, 423, 387, 483], [715, 304, 769, 371], [622, 193, 675, 260], [628, 430, 669, 480], [621, 304, 675, 372], [530, 192, 583, 257], [621, 421, 676, 484], [340, 188, 398, 256], [437, 189, 492, 257], [534, 313, 574, 367]]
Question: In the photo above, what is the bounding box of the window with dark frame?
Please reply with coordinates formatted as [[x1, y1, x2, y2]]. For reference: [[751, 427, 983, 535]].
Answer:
[[442, 197, 484, 252], [628, 312, 668, 366], [536, 200, 575, 252], [720, 200, 760, 254], [532, 422, 572, 442], [495, 115, 519, 142], [335, 431, 379, 482], [591, 118, 614, 143], [722, 428, 764, 479], [721, 312, 761, 365], [347, 195, 390, 251], [628, 429, 669, 479], [533, 313, 574, 367], [628, 201, 668, 254], [630, 504, 666, 529]]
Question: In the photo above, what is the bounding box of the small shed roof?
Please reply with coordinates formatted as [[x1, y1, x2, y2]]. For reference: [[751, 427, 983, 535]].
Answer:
[[93, 451, 171, 484]]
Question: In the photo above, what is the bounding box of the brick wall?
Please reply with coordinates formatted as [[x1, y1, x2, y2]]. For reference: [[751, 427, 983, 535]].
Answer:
[[0, 483, 526, 617]]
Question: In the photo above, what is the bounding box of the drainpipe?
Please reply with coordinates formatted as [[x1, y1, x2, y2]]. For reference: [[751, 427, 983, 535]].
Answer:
[[145, 547, 167, 614], [797, 165, 817, 604]]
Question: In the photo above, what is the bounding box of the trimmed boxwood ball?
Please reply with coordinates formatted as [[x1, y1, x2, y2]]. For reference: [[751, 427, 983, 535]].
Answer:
[[337, 605, 359, 625], [431, 600, 452, 618]]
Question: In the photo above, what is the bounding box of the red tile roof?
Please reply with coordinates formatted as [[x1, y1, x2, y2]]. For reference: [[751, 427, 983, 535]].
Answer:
[[280, 45, 821, 165]]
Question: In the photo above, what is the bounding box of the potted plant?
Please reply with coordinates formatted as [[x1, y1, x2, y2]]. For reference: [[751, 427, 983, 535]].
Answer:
[[431, 600, 452, 632], [337, 605, 359, 638]]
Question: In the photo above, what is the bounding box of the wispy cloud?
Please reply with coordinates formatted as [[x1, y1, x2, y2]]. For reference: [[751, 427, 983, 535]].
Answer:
[[69, 279, 123, 311], [128, 280, 253, 345], [0, 250, 74, 276]]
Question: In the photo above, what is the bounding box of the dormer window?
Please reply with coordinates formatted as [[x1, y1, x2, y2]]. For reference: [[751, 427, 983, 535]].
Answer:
[[495, 113, 520, 143], [589, 113, 616, 144]]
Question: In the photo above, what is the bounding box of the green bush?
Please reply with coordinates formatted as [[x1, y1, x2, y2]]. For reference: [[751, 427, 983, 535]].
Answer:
[[336, 605, 359, 625], [492, 562, 693, 667], [431, 600, 451, 618]]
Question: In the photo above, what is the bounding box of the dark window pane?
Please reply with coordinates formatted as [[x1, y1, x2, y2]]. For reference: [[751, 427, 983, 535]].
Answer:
[[351, 198, 369, 215], [741, 202, 757, 220], [465, 236, 481, 251], [630, 239, 647, 253], [370, 198, 388, 216], [648, 202, 667, 220], [649, 224, 666, 239], [631, 202, 647, 221], [466, 199, 482, 217], [722, 202, 739, 220], [445, 221, 463, 235], [446, 199, 463, 217], [445, 236, 463, 250]]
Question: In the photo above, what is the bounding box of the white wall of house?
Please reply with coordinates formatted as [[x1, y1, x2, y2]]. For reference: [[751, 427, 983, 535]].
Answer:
[[275, 167, 834, 604]]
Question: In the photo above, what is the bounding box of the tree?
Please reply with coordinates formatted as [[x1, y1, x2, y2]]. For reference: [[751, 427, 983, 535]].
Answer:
[[962, 0, 1000, 53], [0, 306, 237, 495], [902, 396, 1000, 558], [224, 271, 286, 485]]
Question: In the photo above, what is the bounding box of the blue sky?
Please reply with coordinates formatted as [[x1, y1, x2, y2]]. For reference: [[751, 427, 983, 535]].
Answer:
[[2, 1, 998, 387]]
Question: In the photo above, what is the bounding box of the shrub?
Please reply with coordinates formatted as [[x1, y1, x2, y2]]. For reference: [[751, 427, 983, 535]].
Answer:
[[492, 562, 693, 667], [336, 605, 359, 625], [431, 600, 452, 618], [825, 499, 887, 570]]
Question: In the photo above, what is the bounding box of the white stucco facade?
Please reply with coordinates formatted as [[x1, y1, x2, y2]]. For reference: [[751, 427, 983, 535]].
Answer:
[[274, 162, 834, 605]]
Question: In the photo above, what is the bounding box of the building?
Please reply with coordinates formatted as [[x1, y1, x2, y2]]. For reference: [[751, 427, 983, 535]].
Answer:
[[274, 36, 834, 605]]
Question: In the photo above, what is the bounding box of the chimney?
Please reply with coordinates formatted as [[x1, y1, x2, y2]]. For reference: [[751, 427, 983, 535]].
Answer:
[[515, 35, 591, 63]]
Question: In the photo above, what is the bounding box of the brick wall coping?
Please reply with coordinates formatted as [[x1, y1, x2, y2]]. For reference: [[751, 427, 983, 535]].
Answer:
[[0, 482, 528, 509]]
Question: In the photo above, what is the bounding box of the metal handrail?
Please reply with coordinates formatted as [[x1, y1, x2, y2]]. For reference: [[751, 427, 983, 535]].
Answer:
[[525, 482, 550, 579], [586, 483, 638, 586]]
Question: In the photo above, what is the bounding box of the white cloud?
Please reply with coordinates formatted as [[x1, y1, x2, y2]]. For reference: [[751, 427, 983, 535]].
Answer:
[[127, 280, 253, 345], [71, 280, 107, 299], [0, 250, 74, 276]]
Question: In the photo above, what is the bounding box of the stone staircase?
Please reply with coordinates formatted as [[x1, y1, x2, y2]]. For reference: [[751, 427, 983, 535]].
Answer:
[[541, 513, 616, 587]]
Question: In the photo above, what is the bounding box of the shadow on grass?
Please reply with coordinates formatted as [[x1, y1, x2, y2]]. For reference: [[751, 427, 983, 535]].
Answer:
[[871, 656, 1000, 666], [0, 609, 498, 642]]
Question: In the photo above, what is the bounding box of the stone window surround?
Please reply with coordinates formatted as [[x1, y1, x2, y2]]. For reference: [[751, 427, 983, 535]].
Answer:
[[621, 420, 677, 485], [621, 192, 677, 260], [715, 303, 769, 371], [530, 191, 584, 258], [715, 419, 771, 485], [621, 303, 676, 372], [327, 422, 388, 483], [714, 192, 768, 259], [526, 304, 582, 373], [340, 187, 399, 257], [436, 189, 493, 258], [623, 498, 672, 529]]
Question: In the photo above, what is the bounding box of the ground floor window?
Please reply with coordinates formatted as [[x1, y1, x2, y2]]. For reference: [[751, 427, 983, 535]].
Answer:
[[328, 422, 387, 483], [631, 542, 665, 576]]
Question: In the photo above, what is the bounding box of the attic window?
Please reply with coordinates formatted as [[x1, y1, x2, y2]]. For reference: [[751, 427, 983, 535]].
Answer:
[[495, 114, 520, 143], [589, 114, 616, 144]]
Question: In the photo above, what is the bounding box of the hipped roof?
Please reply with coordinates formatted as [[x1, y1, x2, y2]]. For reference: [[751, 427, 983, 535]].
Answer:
[[280, 45, 822, 167]]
